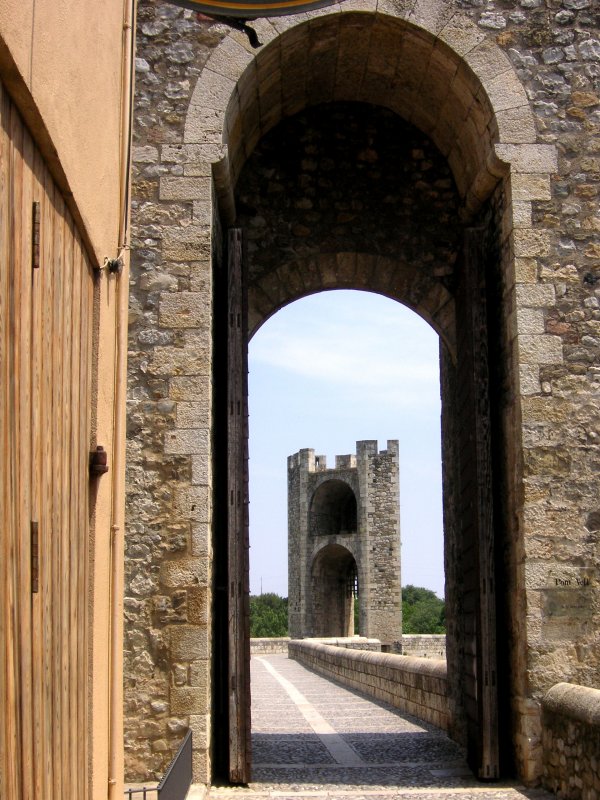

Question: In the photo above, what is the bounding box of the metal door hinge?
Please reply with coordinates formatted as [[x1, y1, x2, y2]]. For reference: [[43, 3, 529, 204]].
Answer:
[[31, 521, 39, 593], [32, 201, 41, 270]]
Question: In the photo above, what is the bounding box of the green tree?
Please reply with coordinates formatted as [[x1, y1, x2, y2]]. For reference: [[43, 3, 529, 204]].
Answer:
[[402, 585, 445, 634], [250, 593, 288, 637]]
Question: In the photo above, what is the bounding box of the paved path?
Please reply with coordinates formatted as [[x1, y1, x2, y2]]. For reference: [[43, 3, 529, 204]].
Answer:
[[207, 654, 554, 800]]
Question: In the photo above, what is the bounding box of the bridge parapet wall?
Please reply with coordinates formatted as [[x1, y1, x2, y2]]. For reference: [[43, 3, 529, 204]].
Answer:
[[542, 683, 600, 799], [288, 640, 448, 732], [251, 636, 382, 655], [399, 635, 447, 661]]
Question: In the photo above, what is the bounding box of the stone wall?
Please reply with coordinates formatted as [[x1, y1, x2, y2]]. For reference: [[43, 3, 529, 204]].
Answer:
[[250, 636, 382, 654], [125, 3, 227, 781], [250, 638, 290, 655], [289, 640, 448, 732], [236, 101, 461, 322], [303, 637, 383, 652], [542, 683, 600, 799], [400, 635, 447, 660]]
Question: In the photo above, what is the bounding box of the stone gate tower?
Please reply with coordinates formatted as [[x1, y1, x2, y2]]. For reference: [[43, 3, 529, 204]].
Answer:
[[288, 440, 401, 645]]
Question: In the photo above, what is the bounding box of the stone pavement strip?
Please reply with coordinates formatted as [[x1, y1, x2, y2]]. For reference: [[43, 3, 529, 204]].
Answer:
[[204, 655, 555, 800]]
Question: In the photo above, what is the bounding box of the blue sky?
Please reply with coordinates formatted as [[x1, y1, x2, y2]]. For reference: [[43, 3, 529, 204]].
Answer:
[[248, 289, 445, 599]]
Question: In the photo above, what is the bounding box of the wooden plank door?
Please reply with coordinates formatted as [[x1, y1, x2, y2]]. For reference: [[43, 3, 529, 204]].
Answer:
[[227, 228, 251, 783], [456, 227, 499, 781], [0, 78, 94, 800]]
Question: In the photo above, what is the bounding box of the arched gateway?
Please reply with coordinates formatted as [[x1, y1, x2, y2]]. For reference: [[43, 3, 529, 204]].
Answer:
[[126, 0, 598, 792]]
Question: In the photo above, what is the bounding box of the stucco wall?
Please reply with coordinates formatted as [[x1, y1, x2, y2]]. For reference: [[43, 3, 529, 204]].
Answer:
[[0, 0, 130, 264]]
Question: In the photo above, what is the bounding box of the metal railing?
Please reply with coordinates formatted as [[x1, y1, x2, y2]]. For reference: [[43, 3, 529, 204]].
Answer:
[[125, 730, 192, 800], [125, 788, 158, 799]]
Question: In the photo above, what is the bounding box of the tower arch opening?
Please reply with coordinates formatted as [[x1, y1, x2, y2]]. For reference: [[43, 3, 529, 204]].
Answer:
[[310, 479, 357, 538], [310, 544, 358, 638]]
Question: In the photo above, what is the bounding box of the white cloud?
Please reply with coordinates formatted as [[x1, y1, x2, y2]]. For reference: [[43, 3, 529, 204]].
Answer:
[[250, 291, 441, 411]]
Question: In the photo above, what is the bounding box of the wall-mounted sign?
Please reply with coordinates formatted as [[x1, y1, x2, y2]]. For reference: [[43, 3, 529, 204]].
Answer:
[[170, 0, 335, 18]]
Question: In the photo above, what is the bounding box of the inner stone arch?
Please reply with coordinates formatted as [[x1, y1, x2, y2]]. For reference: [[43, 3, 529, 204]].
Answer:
[[237, 101, 459, 351], [186, 6, 539, 220], [310, 479, 357, 538]]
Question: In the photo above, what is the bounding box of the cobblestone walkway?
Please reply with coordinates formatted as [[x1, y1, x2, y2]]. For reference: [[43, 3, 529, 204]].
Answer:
[[207, 654, 554, 800]]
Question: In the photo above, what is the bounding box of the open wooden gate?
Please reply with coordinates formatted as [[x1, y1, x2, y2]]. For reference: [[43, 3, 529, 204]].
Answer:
[[455, 227, 500, 780], [226, 228, 251, 783], [0, 81, 95, 800]]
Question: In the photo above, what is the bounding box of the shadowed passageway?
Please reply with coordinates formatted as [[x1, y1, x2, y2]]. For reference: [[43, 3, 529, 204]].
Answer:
[[208, 655, 554, 800]]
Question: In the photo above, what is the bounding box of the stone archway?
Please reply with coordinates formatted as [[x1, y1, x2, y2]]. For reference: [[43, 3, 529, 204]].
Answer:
[[192, 8, 555, 782], [126, 0, 564, 788], [229, 92, 500, 779], [311, 544, 358, 638]]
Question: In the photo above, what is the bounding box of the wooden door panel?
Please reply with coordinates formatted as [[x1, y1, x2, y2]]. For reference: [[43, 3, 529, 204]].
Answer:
[[456, 227, 499, 781], [227, 228, 251, 784], [0, 79, 94, 800]]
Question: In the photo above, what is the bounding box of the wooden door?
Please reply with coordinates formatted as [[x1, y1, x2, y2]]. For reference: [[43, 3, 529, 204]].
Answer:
[[0, 80, 95, 800], [226, 228, 251, 783], [455, 227, 499, 780]]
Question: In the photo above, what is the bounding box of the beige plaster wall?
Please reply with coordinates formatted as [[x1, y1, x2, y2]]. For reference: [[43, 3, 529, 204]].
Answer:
[[0, 0, 129, 265]]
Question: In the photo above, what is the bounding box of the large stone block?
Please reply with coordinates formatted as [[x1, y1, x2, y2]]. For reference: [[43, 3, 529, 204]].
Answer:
[[188, 586, 209, 625], [192, 454, 210, 486], [516, 284, 556, 308], [164, 428, 210, 456], [192, 749, 210, 785], [163, 226, 212, 262], [511, 173, 552, 201], [174, 485, 210, 521], [518, 335, 563, 366], [161, 557, 209, 588], [191, 524, 210, 557], [189, 714, 209, 750], [170, 625, 209, 661], [170, 375, 212, 402], [159, 177, 212, 201], [149, 346, 211, 377], [170, 686, 208, 715], [177, 402, 210, 428], [495, 143, 558, 174], [159, 293, 210, 329], [513, 229, 551, 259], [517, 308, 545, 335]]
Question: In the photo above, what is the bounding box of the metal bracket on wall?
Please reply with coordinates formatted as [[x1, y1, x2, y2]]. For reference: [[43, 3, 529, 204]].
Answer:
[[90, 445, 110, 477]]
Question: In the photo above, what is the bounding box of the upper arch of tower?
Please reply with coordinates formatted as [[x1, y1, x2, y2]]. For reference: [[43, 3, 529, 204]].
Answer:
[[184, 1, 553, 222]]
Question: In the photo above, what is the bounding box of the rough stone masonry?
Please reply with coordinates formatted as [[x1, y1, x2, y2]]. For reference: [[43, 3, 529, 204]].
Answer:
[[125, 0, 600, 787]]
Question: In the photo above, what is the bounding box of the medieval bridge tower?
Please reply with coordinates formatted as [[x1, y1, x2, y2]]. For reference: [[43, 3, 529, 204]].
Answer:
[[288, 441, 401, 645]]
